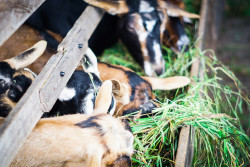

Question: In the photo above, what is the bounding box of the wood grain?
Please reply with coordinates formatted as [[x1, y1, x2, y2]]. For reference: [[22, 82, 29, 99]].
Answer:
[[0, 0, 46, 46]]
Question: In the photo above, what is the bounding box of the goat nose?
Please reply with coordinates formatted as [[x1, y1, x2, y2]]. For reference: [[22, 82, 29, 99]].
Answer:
[[155, 67, 164, 76], [177, 43, 189, 53], [153, 60, 165, 76]]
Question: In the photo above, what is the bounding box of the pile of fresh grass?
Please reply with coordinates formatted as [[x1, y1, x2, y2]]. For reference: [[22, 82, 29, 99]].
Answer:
[[100, 42, 250, 166]]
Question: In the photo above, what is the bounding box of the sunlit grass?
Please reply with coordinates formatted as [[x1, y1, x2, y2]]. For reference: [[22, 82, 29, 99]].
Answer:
[[100, 42, 250, 166]]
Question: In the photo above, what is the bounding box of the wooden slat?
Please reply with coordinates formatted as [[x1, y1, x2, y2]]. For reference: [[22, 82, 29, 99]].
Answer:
[[175, 0, 209, 166], [0, 6, 104, 167], [0, 0, 46, 46]]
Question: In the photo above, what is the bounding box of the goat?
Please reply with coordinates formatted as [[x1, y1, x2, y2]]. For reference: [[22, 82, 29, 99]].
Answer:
[[45, 48, 116, 117], [0, 80, 134, 167], [25, 0, 167, 76], [0, 25, 56, 74], [0, 40, 47, 117], [158, 0, 200, 53], [97, 62, 190, 117]]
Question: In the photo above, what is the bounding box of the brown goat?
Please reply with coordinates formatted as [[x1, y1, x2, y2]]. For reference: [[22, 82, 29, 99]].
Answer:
[[0, 81, 134, 167], [0, 25, 58, 74], [158, 0, 200, 53], [98, 62, 190, 117]]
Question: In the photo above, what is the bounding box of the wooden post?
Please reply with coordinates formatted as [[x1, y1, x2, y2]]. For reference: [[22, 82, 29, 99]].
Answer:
[[0, 6, 104, 167], [198, 0, 225, 51], [175, 0, 211, 166]]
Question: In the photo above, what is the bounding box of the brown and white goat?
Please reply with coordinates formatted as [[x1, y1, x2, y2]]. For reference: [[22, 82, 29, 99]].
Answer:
[[97, 62, 190, 117], [0, 40, 47, 117], [0, 81, 134, 167], [158, 0, 200, 53]]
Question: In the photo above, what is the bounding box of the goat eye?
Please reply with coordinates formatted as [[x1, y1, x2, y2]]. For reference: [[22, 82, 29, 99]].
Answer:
[[128, 27, 134, 32], [157, 10, 165, 21], [126, 24, 135, 32], [141, 12, 152, 20]]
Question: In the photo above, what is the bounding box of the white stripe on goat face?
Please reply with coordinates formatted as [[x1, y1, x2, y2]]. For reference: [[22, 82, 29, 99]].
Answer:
[[153, 40, 163, 64], [145, 20, 157, 32], [81, 89, 95, 115], [139, 0, 154, 13], [144, 61, 153, 77], [136, 15, 148, 42], [58, 87, 76, 101]]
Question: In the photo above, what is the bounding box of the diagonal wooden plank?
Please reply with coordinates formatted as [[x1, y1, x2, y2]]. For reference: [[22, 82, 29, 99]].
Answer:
[[0, 6, 104, 167]]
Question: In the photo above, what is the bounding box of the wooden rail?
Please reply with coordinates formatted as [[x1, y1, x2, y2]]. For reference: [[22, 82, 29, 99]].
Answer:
[[175, 0, 210, 166], [0, 5, 104, 167]]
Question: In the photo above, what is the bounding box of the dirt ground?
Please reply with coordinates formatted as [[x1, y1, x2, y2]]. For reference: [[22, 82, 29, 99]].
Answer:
[[216, 17, 250, 135]]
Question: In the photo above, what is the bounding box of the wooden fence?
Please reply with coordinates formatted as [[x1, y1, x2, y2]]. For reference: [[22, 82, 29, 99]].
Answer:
[[0, 0, 213, 166]]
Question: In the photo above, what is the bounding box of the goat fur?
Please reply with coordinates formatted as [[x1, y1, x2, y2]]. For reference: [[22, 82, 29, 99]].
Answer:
[[159, 0, 200, 52], [0, 41, 47, 117], [0, 81, 133, 167], [3, 113, 133, 167], [97, 62, 190, 117]]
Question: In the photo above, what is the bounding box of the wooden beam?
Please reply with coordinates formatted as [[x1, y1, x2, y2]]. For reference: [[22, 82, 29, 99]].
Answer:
[[175, 0, 209, 166], [0, 0, 46, 46], [0, 6, 104, 167]]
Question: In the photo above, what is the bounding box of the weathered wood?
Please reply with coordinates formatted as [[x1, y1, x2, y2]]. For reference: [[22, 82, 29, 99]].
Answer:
[[205, 0, 225, 51], [0, 0, 46, 46], [175, 0, 209, 166], [0, 6, 104, 167], [175, 126, 191, 167]]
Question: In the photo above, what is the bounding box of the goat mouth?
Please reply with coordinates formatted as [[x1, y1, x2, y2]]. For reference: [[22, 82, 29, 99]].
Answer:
[[144, 60, 166, 76]]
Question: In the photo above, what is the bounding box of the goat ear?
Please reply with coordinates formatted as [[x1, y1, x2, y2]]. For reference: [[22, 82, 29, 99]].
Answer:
[[4, 40, 47, 70], [158, 0, 200, 18], [83, 0, 129, 15], [81, 48, 100, 77], [142, 76, 190, 90], [111, 79, 122, 96], [94, 80, 113, 114]]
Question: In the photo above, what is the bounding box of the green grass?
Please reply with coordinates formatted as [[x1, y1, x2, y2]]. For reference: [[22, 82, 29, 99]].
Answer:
[[100, 43, 250, 166]]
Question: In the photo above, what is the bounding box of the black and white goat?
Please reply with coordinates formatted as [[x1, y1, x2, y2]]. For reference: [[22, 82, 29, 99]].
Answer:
[[45, 48, 116, 117], [0, 40, 47, 117], [0, 80, 134, 167]]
